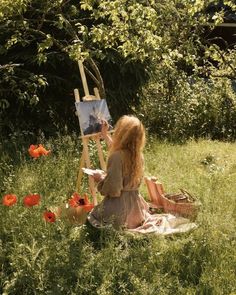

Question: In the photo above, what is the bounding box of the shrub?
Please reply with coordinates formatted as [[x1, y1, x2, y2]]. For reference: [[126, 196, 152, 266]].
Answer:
[[140, 73, 236, 142]]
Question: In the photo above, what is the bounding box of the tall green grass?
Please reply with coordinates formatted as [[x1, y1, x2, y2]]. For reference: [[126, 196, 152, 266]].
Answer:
[[1, 134, 236, 294]]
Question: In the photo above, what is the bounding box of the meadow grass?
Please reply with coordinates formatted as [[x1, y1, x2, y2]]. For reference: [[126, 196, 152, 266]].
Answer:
[[0, 134, 236, 295]]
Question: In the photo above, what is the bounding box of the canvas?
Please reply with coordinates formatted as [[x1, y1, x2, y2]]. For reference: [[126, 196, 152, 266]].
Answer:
[[75, 99, 112, 136]]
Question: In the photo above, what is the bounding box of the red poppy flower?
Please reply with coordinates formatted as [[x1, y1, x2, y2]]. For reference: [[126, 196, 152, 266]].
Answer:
[[83, 203, 94, 213], [28, 144, 50, 158], [43, 211, 56, 223], [83, 194, 94, 212], [37, 144, 51, 156], [68, 192, 94, 212], [23, 194, 40, 207], [2, 194, 17, 206], [68, 192, 81, 208], [28, 145, 40, 158]]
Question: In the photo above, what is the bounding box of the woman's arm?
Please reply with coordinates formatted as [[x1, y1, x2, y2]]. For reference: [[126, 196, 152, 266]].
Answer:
[[95, 152, 123, 197], [101, 120, 113, 147]]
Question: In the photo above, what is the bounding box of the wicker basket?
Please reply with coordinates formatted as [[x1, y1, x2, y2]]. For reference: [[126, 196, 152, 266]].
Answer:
[[56, 204, 88, 224], [162, 190, 200, 219], [144, 177, 200, 219]]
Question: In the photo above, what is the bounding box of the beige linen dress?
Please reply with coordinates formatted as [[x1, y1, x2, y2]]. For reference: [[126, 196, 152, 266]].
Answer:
[[88, 151, 148, 229], [88, 151, 197, 234]]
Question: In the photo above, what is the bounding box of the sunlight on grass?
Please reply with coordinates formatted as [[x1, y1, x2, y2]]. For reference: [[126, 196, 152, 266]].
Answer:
[[1, 135, 236, 294]]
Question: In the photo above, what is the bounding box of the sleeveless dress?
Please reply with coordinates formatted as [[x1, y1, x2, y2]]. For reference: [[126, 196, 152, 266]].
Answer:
[[88, 151, 196, 235]]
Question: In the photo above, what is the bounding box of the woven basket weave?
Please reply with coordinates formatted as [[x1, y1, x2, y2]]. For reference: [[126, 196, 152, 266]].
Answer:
[[144, 177, 200, 219]]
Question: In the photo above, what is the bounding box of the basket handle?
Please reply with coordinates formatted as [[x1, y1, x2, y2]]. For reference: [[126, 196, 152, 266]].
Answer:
[[179, 188, 196, 202]]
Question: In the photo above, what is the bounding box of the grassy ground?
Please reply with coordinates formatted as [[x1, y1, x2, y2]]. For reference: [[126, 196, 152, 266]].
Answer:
[[0, 133, 236, 295]]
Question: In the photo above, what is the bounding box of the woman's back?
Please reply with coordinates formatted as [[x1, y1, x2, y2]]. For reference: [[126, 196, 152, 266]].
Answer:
[[88, 150, 148, 229]]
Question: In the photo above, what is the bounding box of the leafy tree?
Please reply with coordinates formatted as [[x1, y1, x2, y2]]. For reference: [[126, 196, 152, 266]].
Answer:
[[0, 0, 160, 135], [137, 0, 236, 140], [0, 0, 235, 140]]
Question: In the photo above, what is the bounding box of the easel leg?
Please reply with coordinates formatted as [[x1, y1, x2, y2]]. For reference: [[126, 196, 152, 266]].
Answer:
[[76, 149, 85, 193], [95, 136, 106, 171], [83, 137, 98, 205], [88, 177, 98, 206]]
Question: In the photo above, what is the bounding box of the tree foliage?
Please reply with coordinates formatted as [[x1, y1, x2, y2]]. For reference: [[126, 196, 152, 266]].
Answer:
[[136, 0, 236, 141], [0, 0, 236, 140]]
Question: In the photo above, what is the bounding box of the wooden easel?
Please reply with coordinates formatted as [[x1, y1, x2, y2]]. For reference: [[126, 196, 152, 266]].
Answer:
[[74, 61, 107, 205]]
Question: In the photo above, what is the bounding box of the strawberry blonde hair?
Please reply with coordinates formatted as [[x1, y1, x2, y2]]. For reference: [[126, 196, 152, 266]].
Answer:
[[109, 115, 146, 187]]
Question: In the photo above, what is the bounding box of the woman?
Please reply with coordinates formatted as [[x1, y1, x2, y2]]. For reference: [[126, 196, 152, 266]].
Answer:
[[88, 115, 196, 234]]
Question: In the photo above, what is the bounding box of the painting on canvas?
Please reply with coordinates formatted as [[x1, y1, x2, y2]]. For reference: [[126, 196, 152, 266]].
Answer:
[[75, 99, 112, 136]]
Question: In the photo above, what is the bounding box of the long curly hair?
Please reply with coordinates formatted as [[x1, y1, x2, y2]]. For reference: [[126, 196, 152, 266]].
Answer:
[[109, 115, 146, 187]]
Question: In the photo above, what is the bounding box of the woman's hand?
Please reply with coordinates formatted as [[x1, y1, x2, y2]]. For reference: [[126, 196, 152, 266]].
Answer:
[[100, 119, 113, 147], [92, 171, 106, 183], [100, 119, 109, 139]]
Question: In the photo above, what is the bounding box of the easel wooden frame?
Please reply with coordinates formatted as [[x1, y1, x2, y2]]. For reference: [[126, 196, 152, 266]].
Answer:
[[74, 61, 107, 205]]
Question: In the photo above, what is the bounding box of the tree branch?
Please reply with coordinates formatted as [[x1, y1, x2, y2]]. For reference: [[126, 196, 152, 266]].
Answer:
[[86, 58, 106, 98], [84, 66, 100, 87], [0, 63, 23, 70]]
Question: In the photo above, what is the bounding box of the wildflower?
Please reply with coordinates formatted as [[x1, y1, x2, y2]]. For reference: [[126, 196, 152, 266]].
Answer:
[[43, 211, 56, 223], [23, 194, 40, 207], [68, 192, 81, 208], [37, 144, 51, 156], [2, 194, 17, 206], [68, 192, 94, 212], [28, 144, 50, 158], [83, 194, 94, 212], [28, 145, 40, 158]]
